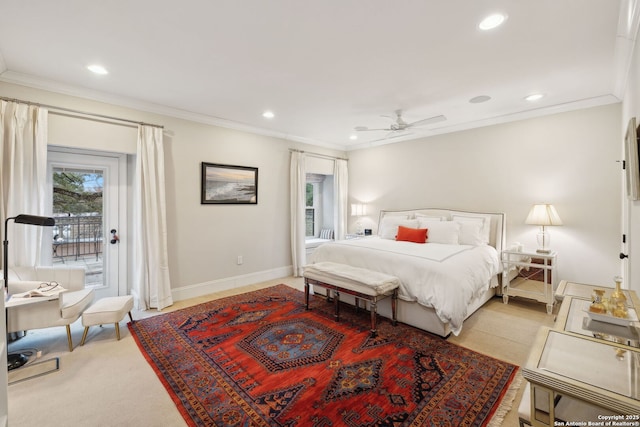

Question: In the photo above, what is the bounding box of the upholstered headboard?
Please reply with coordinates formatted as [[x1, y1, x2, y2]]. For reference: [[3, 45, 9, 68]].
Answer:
[[378, 208, 506, 254]]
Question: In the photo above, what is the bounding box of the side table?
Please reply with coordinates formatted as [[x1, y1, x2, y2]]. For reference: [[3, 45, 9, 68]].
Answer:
[[555, 279, 636, 303], [523, 327, 640, 426], [521, 283, 640, 426], [502, 249, 557, 314]]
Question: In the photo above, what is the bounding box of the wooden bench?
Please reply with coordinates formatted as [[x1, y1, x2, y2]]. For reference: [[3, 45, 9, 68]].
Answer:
[[303, 261, 400, 336]]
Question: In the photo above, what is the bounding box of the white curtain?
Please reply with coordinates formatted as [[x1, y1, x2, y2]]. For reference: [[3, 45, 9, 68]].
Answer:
[[290, 152, 306, 276], [0, 101, 49, 269], [333, 159, 348, 240], [132, 125, 173, 310]]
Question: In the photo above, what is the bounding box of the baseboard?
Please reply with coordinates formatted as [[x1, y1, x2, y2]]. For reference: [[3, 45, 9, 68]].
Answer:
[[171, 265, 293, 302]]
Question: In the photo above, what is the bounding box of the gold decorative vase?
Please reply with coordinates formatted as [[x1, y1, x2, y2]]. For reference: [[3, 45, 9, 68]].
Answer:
[[589, 289, 607, 314], [612, 301, 628, 319], [610, 276, 627, 308]]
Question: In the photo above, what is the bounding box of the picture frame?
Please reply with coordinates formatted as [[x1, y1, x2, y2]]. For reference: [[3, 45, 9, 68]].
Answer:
[[201, 162, 258, 204], [625, 117, 640, 201]]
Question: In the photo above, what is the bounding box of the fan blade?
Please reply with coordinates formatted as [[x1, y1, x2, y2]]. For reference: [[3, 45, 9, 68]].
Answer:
[[371, 131, 413, 143], [354, 126, 392, 132], [406, 115, 447, 128]]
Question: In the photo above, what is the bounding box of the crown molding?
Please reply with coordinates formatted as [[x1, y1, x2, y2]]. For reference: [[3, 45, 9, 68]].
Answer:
[[0, 70, 347, 151], [0, 70, 621, 153], [346, 94, 620, 151]]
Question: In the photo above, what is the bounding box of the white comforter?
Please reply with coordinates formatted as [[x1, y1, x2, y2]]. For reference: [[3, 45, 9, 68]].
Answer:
[[309, 237, 501, 334]]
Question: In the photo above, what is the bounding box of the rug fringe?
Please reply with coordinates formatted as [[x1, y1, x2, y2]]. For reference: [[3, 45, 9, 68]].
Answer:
[[487, 370, 523, 427]]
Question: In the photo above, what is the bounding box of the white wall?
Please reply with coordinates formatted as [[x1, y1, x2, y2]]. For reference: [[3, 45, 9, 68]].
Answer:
[[348, 104, 622, 286], [0, 82, 346, 300]]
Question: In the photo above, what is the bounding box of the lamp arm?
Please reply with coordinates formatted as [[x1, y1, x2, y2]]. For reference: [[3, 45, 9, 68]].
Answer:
[[3, 217, 15, 290]]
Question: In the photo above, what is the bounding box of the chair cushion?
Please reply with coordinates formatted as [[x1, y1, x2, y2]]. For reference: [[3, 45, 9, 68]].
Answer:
[[60, 289, 95, 320]]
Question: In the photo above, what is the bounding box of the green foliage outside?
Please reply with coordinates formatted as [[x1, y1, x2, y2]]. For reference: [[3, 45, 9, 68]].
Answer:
[[53, 172, 103, 215], [306, 183, 313, 207]]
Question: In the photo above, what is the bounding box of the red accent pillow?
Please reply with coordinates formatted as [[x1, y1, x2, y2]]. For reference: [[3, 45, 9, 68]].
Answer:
[[395, 225, 428, 243]]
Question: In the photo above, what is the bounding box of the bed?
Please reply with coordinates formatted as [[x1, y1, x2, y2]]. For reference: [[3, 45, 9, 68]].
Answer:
[[307, 208, 506, 337]]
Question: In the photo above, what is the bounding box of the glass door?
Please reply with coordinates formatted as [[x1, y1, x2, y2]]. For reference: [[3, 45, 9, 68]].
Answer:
[[46, 149, 126, 299]]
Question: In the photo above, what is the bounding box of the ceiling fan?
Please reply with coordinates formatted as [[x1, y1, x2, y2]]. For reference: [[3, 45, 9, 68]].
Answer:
[[354, 110, 447, 136]]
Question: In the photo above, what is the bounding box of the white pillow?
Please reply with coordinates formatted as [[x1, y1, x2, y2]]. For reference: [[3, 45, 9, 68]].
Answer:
[[457, 221, 484, 245], [415, 213, 446, 221], [418, 219, 461, 244], [379, 217, 418, 240], [451, 214, 491, 245]]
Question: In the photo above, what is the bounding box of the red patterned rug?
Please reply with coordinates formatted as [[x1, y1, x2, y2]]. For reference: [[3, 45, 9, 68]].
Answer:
[[129, 284, 518, 426]]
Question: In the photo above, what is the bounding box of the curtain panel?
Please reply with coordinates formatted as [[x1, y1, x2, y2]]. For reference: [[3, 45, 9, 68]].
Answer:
[[0, 101, 48, 269], [333, 159, 348, 241], [290, 152, 306, 277], [132, 125, 173, 310]]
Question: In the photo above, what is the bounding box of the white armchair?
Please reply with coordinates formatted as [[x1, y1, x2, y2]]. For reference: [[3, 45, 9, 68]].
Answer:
[[4, 266, 94, 351]]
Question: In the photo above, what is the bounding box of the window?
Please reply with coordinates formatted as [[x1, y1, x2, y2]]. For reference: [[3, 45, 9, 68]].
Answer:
[[306, 182, 319, 237], [305, 173, 334, 239]]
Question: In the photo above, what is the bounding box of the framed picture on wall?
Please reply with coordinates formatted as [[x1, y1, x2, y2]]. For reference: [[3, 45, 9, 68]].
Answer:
[[625, 117, 640, 201], [201, 162, 258, 204]]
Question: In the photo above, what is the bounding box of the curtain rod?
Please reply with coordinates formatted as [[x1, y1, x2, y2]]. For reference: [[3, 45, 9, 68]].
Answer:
[[289, 148, 347, 161], [0, 96, 164, 129]]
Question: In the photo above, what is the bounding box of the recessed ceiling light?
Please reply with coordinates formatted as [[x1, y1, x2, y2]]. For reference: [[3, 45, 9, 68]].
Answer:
[[262, 111, 275, 119], [87, 64, 108, 75], [469, 95, 492, 104], [349, 134, 358, 141], [525, 93, 545, 102], [479, 13, 507, 30]]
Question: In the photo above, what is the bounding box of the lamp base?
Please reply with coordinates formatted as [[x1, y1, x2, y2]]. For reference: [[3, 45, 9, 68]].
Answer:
[[7, 352, 28, 371], [536, 248, 552, 254]]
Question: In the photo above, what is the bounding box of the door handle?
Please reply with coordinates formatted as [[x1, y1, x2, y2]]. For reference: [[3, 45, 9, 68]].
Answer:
[[620, 252, 629, 259], [110, 229, 119, 244]]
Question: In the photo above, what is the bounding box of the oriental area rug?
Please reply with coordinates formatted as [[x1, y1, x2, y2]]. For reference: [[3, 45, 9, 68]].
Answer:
[[129, 284, 519, 427]]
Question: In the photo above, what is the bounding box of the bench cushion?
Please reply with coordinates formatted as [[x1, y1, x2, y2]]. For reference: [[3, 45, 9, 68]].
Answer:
[[303, 262, 400, 297], [82, 295, 134, 326]]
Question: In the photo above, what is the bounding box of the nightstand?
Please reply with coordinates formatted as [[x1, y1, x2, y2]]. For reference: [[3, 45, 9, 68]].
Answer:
[[502, 249, 557, 314]]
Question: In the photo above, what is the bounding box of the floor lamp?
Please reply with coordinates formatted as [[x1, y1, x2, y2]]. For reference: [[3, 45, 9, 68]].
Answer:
[[4, 214, 55, 370]]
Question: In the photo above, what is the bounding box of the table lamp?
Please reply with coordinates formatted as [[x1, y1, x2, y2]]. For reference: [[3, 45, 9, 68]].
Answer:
[[525, 204, 562, 254], [4, 214, 55, 370], [351, 204, 367, 235]]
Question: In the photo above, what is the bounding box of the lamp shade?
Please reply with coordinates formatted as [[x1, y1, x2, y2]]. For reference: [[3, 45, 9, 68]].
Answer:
[[351, 204, 366, 216], [13, 214, 55, 226], [525, 204, 563, 226]]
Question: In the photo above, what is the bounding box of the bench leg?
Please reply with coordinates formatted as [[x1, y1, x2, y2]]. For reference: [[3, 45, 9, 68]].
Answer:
[[304, 279, 310, 310], [128, 311, 134, 323], [66, 325, 74, 352], [392, 289, 398, 326], [370, 300, 378, 337], [115, 322, 121, 340], [80, 326, 90, 346], [334, 291, 340, 322]]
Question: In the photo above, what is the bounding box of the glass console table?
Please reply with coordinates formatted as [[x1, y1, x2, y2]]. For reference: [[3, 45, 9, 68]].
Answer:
[[524, 328, 640, 426], [555, 296, 640, 348], [523, 282, 640, 426], [556, 279, 636, 303]]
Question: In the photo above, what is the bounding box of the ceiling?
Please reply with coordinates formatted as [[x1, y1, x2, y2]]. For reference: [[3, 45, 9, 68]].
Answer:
[[0, 1, 637, 151]]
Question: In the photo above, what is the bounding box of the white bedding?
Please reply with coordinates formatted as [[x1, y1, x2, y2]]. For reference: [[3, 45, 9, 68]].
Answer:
[[309, 236, 501, 335]]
